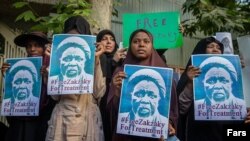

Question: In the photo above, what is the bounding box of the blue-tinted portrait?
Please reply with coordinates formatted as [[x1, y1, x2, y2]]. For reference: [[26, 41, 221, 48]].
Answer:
[[117, 65, 173, 138], [192, 54, 247, 120], [1, 57, 42, 116], [48, 34, 96, 95]]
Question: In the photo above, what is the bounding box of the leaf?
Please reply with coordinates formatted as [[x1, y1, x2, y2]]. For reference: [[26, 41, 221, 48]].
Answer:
[[12, 2, 28, 8], [15, 10, 36, 22], [112, 8, 118, 17], [200, 0, 210, 5], [31, 24, 48, 32], [13, 0, 100, 33]]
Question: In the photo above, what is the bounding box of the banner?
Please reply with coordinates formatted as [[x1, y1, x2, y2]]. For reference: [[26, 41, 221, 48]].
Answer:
[[123, 12, 183, 49], [48, 34, 96, 95], [117, 65, 173, 139], [192, 54, 247, 120], [1, 57, 42, 116]]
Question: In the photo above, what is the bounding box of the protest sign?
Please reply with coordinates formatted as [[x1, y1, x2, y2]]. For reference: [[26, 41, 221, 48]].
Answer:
[[117, 65, 173, 139], [192, 54, 247, 120], [48, 34, 96, 95], [1, 57, 42, 116], [123, 12, 183, 49]]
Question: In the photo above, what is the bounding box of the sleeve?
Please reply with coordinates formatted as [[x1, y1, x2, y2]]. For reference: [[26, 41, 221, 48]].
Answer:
[[169, 80, 179, 131], [93, 61, 106, 102], [179, 83, 194, 115], [106, 68, 122, 136], [107, 88, 120, 136]]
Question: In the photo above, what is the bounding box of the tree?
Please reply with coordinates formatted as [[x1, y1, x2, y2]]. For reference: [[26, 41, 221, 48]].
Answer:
[[182, 0, 250, 37], [89, 0, 113, 34], [13, 0, 115, 34]]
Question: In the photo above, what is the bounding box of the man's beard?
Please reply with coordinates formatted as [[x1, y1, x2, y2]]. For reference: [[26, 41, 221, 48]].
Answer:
[[63, 65, 82, 78], [14, 88, 30, 101], [133, 102, 156, 118]]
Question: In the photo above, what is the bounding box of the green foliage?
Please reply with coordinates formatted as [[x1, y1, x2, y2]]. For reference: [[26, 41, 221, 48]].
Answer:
[[182, 0, 250, 37], [13, 2, 28, 8], [15, 10, 36, 22], [13, 0, 93, 34]]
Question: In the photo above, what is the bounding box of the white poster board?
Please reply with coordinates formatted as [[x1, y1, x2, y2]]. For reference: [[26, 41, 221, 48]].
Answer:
[[237, 35, 250, 107], [216, 32, 234, 54]]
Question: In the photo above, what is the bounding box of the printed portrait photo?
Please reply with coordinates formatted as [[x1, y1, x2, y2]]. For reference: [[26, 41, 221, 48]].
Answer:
[[48, 34, 96, 95], [117, 65, 173, 139], [192, 54, 247, 120], [1, 57, 42, 116]]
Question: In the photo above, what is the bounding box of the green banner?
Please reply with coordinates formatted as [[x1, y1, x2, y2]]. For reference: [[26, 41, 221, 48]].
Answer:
[[123, 12, 183, 49]]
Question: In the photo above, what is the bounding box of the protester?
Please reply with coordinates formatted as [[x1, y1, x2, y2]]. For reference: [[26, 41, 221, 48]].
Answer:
[[177, 37, 250, 141], [107, 29, 178, 141], [1, 31, 56, 141], [0, 122, 8, 141], [96, 29, 126, 141], [45, 15, 106, 141]]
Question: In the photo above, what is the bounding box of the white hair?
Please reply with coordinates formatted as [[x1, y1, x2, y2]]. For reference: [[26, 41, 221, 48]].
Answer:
[[129, 68, 166, 94], [9, 60, 38, 81], [57, 36, 91, 56], [199, 56, 237, 81]]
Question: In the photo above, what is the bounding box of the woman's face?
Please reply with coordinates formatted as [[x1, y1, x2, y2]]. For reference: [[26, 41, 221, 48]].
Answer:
[[206, 42, 222, 54], [101, 34, 116, 53], [131, 32, 152, 60], [26, 40, 44, 57]]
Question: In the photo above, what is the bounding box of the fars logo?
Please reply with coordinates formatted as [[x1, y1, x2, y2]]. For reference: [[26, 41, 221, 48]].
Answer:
[[227, 129, 246, 136]]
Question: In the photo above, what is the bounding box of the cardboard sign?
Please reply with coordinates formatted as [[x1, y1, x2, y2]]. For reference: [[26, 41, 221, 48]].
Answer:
[[216, 32, 234, 54], [1, 57, 42, 116], [117, 65, 173, 139], [192, 54, 247, 120], [48, 34, 96, 95], [123, 12, 183, 49], [237, 35, 250, 107]]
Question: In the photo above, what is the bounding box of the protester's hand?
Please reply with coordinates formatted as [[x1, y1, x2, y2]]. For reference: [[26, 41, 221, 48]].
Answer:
[[45, 43, 51, 57], [1, 63, 11, 77], [187, 65, 201, 81], [40, 65, 47, 76], [240, 55, 245, 68], [168, 123, 176, 136], [95, 42, 106, 65], [113, 48, 127, 62], [112, 71, 126, 89], [40, 65, 48, 84], [95, 42, 106, 57], [158, 135, 164, 141], [245, 108, 250, 124]]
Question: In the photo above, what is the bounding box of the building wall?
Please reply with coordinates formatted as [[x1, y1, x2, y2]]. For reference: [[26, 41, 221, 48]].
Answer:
[[0, 22, 27, 125]]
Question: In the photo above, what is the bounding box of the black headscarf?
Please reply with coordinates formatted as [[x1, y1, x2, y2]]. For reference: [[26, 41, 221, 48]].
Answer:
[[96, 29, 119, 78], [176, 37, 224, 141], [64, 15, 91, 35], [107, 29, 178, 139], [96, 29, 119, 56], [97, 30, 119, 141], [176, 36, 224, 96]]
